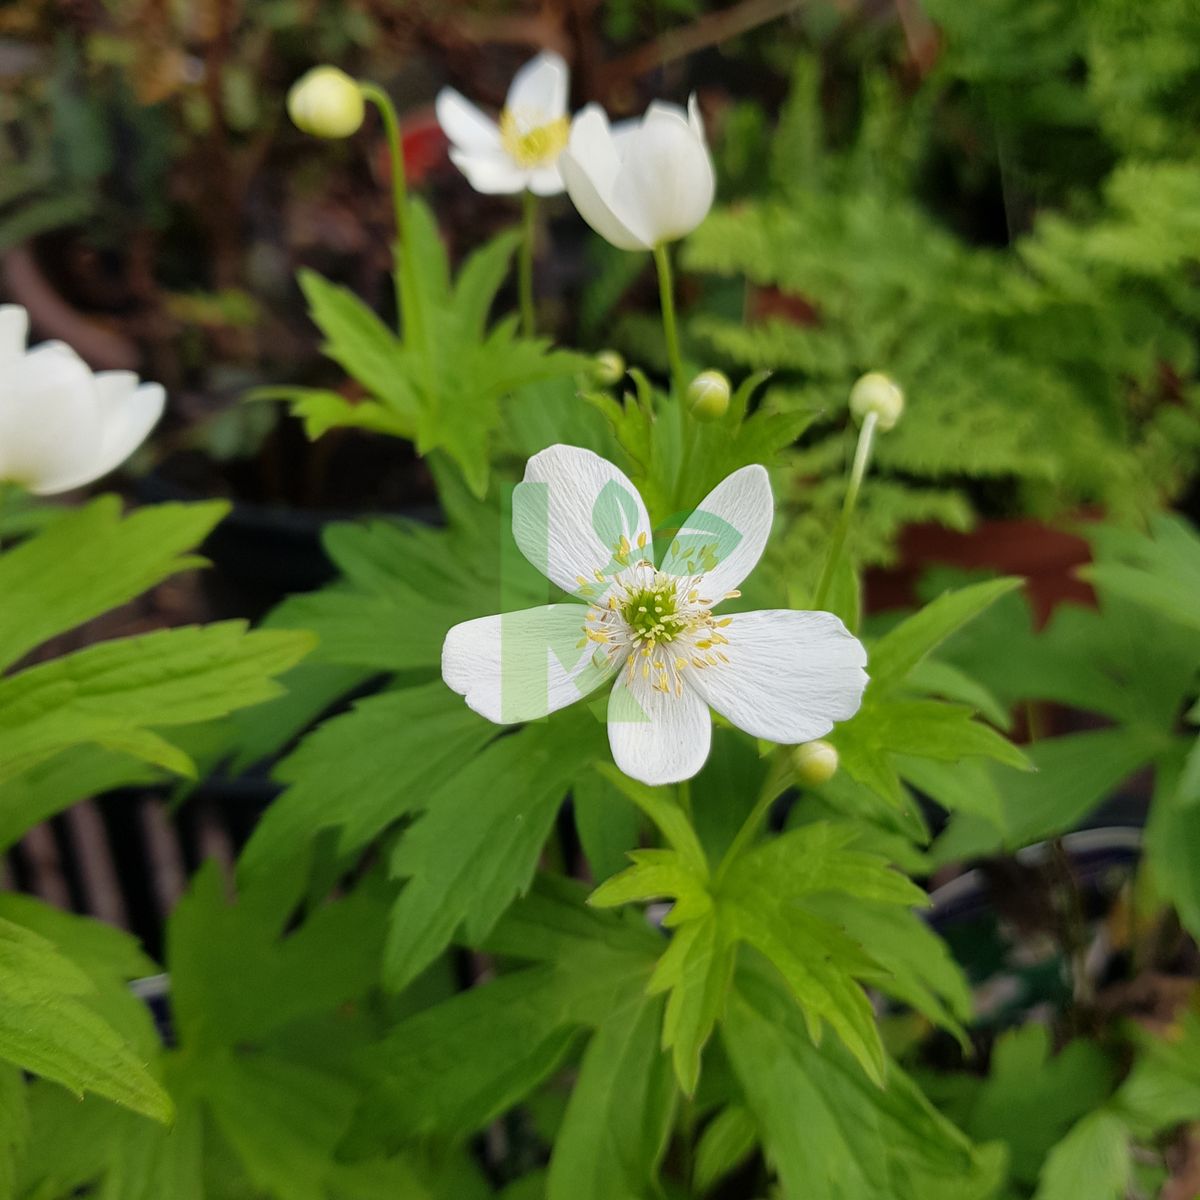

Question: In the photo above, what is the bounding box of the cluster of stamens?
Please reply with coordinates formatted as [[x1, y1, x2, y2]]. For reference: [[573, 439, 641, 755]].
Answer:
[[500, 108, 570, 167], [574, 531, 739, 699]]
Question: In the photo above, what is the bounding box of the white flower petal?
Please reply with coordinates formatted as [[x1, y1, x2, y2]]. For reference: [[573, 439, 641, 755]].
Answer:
[[448, 148, 529, 194], [0, 305, 29, 364], [34, 377, 165, 495], [687, 92, 707, 143], [513, 444, 653, 598], [436, 89, 503, 155], [661, 465, 773, 598], [560, 106, 651, 250], [442, 604, 623, 724], [527, 164, 566, 196], [610, 101, 714, 246], [0, 345, 101, 492], [506, 51, 569, 123], [608, 667, 711, 785], [683, 610, 868, 744]]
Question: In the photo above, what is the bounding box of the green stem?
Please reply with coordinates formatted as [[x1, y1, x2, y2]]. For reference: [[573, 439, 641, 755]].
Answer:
[[653, 242, 687, 399], [715, 755, 788, 883], [519, 190, 537, 337], [358, 81, 423, 347], [677, 778, 693, 821], [811, 410, 878, 612]]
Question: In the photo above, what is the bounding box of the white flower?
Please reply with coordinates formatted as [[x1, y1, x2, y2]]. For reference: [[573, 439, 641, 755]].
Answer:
[[0, 306, 165, 495], [442, 445, 868, 786], [559, 96, 715, 251], [436, 51, 571, 196]]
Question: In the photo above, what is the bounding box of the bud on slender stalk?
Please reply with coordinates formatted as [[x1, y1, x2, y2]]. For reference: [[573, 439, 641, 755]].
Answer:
[[288, 67, 365, 139], [849, 372, 904, 431], [592, 350, 626, 387], [687, 369, 731, 420], [792, 740, 839, 785]]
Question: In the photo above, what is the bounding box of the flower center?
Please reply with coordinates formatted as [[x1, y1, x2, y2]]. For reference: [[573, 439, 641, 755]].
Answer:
[[621, 583, 687, 643], [500, 109, 569, 168]]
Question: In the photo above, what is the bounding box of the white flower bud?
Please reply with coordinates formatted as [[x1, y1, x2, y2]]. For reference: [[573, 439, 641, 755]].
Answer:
[[592, 350, 626, 387], [687, 369, 731, 420], [792, 740, 839, 786], [288, 67, 365, 139], [849, 372, 904, 431]]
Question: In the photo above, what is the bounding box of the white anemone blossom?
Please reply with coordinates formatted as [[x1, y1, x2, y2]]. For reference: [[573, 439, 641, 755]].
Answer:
[[0, 306, 164, 496], [436, 51, 572, 196], [559, 97, 715, 251], [442, 445, 868, 786]]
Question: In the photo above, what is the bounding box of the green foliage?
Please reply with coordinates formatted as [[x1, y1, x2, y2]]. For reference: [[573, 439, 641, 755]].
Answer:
[[278, 201, 587, 498]]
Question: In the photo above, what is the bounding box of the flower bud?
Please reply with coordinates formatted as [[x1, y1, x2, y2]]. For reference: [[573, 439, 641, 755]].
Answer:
[[849, 372, 904, 431], [288, 67, 365, 139], [792, 740, 839, 786], [687, 369, 731, 421], [592, 350, 626, 387]]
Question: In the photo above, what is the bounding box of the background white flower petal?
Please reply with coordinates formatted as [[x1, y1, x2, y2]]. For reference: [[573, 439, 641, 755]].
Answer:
[[36, 378, 166, 495], [443, 604, 623, 724], [448, 148, 529, 194], [527, 165, 566, 196], [608, 669, 711, 785], [0, 345, 102, 493], [0, 305, 29, 363], [436, 89, 503, 154], [609, 102, 714, 245], [513, 444, 652, 597], [506, 51, 569, 122], [560, 107, 651, 250], [684, 609, 868, 744], [662, 464, 773, 596]]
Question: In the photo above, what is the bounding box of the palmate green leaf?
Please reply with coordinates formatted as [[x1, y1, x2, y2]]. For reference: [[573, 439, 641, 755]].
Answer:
[[239, 683, 495, 878], [0, 744, 162, 853], [1144, 747, 1200, 940], [363, 879, 659, 1141], [249, 386, 414, 441], [169, 862, 389, 1051], [1114, 1011, 1200, 1138], [962, 1024, 1115, 1187], [0, 623, 314, 785], [0, 498, 227, 672], [1082, 513, 1200, 633], [545, 992, 676, 1200], [384, 708, 603, 990], [297, 205, 587, 499], [693, 1104, 758, 1195], [868, 577, 1024, 692], [1032, 1110, 1130, 1200], [0, 1065, 28, 1200], [723, 967, 1004, 1200], [0, 916, 171, 1123]]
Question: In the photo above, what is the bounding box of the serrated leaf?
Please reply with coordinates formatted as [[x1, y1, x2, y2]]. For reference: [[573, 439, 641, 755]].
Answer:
[[594, 764, 709, 876], [589, 849, 712, 924], [546, 993, 676, 1200], [868, 578, 1024, 690], [0, 498, 227, 672], [0, 917, 171, 1123], [384, 712, 600, 990], [1032, 1110, 1130, 1200], [0, 623, 314, 785], [693, 1104, 758, 1194]]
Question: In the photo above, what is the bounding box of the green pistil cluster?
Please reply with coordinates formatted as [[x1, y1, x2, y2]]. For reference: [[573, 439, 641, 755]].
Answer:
[[622, 585, 686, 643]]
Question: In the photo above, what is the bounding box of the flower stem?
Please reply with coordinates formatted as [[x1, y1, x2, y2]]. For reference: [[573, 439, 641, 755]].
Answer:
[[715, 756, 789, 883], [519, 190, 538, 337], [811, 410, 878, 612], [358, 81, 423, 346], [653, 242, 687, 399]]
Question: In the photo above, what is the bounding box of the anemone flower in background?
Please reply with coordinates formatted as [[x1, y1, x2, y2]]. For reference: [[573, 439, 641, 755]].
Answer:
[[559, 96, 715, 252], [0, 306, 165, 496], [442, 445, 868, 786], [436, 51, 572, 196]]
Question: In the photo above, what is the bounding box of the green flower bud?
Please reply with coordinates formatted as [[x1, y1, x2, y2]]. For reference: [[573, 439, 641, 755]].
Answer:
[[849, 371, 904, 431], [288, 67, 365, 139], [592, 350, 626, 387], [687, 369, 731, 420], [792, 739, 839, 786]]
